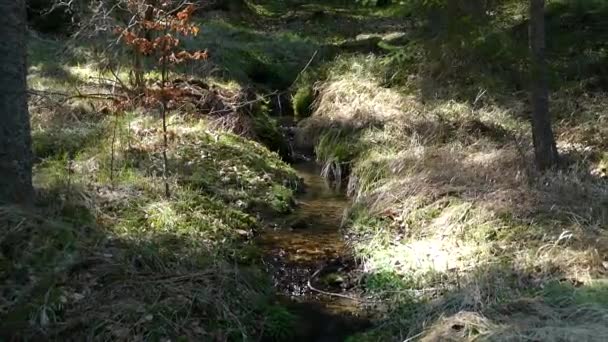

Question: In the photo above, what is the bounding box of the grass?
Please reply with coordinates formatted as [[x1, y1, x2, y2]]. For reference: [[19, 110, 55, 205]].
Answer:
[[295, 2, 608, 339], [16, 0, 608, 340], [1, 110, 302, 339], [184, 18, 319, 89], [1, 33, 305, 340], [184, 0, 414, 90]]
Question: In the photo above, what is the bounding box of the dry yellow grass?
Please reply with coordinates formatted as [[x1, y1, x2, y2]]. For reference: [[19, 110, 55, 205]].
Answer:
[[299, 54, 608, 341]]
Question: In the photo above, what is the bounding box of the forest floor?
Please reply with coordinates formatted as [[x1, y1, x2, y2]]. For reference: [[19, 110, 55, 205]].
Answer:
[[2, 0, 608, 341]]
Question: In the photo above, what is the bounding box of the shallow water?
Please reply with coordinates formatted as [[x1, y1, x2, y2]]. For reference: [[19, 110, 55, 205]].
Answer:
[[257, 161, 369, 341], [259, 161, 347, 266]]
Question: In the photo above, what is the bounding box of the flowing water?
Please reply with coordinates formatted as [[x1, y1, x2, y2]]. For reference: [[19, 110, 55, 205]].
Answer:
[[257, 161, 370, 341]]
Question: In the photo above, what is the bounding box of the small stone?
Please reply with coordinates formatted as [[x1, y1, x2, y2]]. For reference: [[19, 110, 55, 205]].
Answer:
[[381, 32, 409, 45], [321, 273, 345, 286], [72, 293, 85, 301], [235, 229, 250, 237], [289, 217, 309, 230]]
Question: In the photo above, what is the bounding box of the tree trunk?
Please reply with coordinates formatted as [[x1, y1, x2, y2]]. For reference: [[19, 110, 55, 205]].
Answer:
[[529, 0, 558, 171], [0, 0, 33, 204], [160, 32, 170, 199]]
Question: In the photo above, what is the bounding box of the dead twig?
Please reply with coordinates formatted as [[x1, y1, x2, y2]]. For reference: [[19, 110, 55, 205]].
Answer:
[[288, 50, 319, 90], [28, 89, 124, 102]]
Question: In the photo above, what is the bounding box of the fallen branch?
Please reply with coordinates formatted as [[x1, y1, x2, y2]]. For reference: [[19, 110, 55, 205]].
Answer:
[[28, 89, 124, 102], [287, 49, 318, 90]]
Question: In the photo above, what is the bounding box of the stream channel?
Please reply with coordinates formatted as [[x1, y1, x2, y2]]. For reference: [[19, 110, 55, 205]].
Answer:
[[257, 160, 371, 341]]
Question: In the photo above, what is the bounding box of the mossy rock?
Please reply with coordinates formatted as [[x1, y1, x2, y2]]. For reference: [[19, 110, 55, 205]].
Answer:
[[292, 86, 315, 119], [320, 273, 345, 287], [334, 36, 383, 54], [287, 216, 309, 230]]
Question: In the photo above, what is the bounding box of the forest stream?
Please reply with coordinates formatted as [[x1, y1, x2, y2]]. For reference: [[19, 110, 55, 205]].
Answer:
[[257, 160, 371, 341]]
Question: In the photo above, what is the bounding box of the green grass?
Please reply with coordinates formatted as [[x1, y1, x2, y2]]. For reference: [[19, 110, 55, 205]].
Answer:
[[181, 0, 413, 90], [185, 19, 319, 89], [32, 123, 105, 159]]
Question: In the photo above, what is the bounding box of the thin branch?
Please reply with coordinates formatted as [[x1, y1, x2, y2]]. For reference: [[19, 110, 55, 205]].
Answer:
[[28, 89, 124, 102], [287, 50, 318, 90]]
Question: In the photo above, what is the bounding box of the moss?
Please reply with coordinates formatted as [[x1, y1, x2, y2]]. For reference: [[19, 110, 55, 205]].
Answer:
[[544, 280, 608, 309], [363, 271, 410, 293], [251, 107, 291, 160], [265, 184, 295, 214], [261, 304, 297, 341], [292, 86, 315, 119], [185, 19, 319, 89]]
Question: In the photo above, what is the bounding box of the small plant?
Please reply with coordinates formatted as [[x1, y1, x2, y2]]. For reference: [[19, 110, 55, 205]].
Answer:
[[262, 305, 296, 341], [115, 2, 208, 197], [267, 184, 294, 214]]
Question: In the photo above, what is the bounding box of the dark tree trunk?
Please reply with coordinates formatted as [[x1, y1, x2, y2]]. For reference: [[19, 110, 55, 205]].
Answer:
[[0, 0, 33, 204], [529, 0, 558, 171]]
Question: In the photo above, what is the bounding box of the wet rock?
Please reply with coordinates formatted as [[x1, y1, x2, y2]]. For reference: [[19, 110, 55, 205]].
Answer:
[[235, 229, 252, 239], [320, 273, 345, 287], [338, 36, 383, 54], [289, 217, 310, 230], [382, 32, 409, 46]]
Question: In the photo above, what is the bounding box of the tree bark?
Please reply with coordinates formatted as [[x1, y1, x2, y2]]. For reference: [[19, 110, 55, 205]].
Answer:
[[0, 0, 33, 204], [529, 0, 559, 171]]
